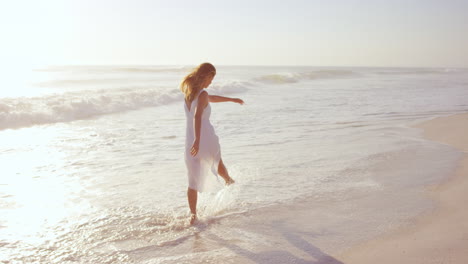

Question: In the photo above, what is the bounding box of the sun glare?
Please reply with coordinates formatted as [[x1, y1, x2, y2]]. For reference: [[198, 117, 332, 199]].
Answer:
[[0, 63, 55, 98], [0, 126, 83, 244]]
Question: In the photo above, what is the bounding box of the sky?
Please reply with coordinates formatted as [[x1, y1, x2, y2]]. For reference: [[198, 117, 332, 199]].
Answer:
[[1, 0, 467, 67]]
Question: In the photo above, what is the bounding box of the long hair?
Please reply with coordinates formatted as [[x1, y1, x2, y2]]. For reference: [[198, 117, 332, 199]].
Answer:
[[180, 62, 216, 103]]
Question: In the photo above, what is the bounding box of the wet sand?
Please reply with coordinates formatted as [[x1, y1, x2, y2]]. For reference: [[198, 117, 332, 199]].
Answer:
[[340, 113, 468, 264]]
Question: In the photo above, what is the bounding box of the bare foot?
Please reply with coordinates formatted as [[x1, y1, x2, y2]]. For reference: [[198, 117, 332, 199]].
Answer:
[[225, 177, 235, 186], [189, 214, 197, 225]]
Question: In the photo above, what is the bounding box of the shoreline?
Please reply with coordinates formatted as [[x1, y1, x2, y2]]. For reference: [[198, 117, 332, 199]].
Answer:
[[339, 113, 468, 263]]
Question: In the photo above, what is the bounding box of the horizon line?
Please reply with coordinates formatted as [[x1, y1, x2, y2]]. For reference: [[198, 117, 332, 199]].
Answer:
[[32, 64, 468, 69]]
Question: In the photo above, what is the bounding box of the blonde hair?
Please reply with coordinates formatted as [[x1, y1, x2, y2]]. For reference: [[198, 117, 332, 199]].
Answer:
[[180, 62, 216, 102]]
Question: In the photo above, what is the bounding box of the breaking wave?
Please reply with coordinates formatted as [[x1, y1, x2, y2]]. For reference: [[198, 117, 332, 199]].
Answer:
[[0, 81, 249, 130], [254, 69, 357, 84]]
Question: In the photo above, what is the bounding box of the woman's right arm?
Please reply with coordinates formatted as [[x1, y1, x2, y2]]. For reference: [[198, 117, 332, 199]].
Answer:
[[191, 91, 209, 156]]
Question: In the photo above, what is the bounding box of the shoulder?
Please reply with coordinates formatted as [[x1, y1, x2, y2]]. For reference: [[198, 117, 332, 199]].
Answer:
[[198, 90, 208, 100], [196, 90, 209, 104]]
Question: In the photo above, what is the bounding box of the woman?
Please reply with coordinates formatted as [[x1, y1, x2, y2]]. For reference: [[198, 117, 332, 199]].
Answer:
[[180, 62, 244, 224]]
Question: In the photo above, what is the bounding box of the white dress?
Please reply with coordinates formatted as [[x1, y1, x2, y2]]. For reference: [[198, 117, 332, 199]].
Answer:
[[184, 89, 221, 192]]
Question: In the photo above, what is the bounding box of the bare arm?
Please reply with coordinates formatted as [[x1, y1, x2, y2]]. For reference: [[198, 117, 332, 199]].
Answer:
[[190, 91, 209, 156], [208, 95, 244, 105]]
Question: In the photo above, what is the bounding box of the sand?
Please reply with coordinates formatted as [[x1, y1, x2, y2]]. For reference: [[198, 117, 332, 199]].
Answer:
[[339, 113, 468, 264]]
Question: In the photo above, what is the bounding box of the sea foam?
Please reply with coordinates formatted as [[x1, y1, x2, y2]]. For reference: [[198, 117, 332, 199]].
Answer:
[[0, 81, 249, 130]]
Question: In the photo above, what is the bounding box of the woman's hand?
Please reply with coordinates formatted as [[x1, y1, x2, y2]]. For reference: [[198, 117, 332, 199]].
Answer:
[[232, 98, 244, 105], [191, 139, 200, 156]]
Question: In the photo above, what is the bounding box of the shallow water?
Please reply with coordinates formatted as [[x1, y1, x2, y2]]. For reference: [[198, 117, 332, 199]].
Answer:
[[1, 65, 468, 263]]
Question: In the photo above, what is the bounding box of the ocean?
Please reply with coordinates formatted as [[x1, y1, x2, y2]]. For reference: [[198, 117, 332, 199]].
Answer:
[[1, 65, 468, 263]]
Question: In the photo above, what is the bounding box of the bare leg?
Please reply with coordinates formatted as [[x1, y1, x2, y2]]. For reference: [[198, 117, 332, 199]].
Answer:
[[218, 158, 235, 185], [187, 188, 197, 224]]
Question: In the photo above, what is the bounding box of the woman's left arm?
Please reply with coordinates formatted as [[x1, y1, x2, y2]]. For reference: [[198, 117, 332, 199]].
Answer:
[[208, 95, 244, 105]]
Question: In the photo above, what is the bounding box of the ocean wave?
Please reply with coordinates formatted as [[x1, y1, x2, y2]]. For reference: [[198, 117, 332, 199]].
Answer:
[[0, 81, 249, 130], [254, 69, 357, 84]]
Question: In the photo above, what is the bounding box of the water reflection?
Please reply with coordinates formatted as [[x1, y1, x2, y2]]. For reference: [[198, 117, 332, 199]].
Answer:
[[0, 126, 87, 246]]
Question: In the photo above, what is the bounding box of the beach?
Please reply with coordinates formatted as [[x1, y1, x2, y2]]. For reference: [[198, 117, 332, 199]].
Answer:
[[340, 113, 468, 264], [1, 0, 467, 262], [1, 66, 468, 263]]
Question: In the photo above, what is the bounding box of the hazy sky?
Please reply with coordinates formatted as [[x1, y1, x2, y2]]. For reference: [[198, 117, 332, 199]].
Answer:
[[1, 0, 467, 67]]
